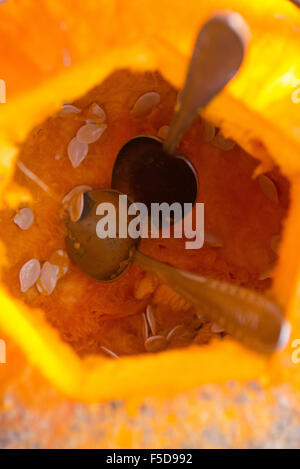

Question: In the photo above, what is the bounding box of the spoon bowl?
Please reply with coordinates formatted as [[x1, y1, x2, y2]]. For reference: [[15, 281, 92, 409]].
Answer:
[[65, 189, 138, 282]]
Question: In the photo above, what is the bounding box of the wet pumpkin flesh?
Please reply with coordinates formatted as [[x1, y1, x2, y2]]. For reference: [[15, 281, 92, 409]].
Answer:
[[0, 0, 299, 415], [0, 69, 290, 358]]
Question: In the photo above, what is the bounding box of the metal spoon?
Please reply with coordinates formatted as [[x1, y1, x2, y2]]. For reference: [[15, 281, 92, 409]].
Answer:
[[112, 12, 250, 208], [65, 188, 290, 354]]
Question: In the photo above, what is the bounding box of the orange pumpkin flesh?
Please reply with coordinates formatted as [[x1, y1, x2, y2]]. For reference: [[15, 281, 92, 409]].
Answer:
[[0, 69, 289, 358], [1, 0, 300, 448]]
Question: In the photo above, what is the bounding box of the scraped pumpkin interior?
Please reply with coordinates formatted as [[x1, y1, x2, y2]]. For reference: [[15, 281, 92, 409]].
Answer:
[[0, 69, 290, 358]]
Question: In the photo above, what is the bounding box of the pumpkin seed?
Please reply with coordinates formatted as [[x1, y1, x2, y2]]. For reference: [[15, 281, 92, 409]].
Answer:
[[60, 104, 80, 114], [76, 123, 107, 144], [17, 161, 56, 199], [212, 132, 235, 151], [67, 137, 88, 168], [89, 103, 106, 123], [62, 185, 92, 205], [142, 313, 150, 340], [166, 324, 186, 342], [144, 335, 167, 353], [37, 262, 59, 295], [67, 191, 85, 222], [14, 208, 34, 230], [146, 304, 157, 335], [100, 346, 119, 359], [258, 174, 279, 203], [19, 259, 41, 293], [131, 91, 160, 117]]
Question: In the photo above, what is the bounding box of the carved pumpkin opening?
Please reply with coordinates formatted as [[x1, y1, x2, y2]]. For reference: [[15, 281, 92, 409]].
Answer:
[[0, 69, 290, 359]]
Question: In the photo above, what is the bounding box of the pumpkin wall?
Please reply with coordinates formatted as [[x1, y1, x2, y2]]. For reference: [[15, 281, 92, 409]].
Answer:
[[1, 0, 300, 449]]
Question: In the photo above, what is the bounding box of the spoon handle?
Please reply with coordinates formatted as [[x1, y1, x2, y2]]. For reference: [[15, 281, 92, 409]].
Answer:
[[134, 250, 290, 354], [164, 12, 250, 155], [289, 0, 300, 8]]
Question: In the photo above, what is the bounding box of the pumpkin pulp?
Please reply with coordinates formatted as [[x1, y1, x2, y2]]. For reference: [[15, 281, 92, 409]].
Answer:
[[0, 69, 290, 358]]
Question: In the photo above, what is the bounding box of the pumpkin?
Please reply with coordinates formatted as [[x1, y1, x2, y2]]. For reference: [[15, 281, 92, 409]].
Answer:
[[1, 0, 300, 449]]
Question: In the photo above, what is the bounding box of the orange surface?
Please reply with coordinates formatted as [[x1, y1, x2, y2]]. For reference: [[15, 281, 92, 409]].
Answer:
[[0, 69, 289, 358], [0, 0, 300, 448]]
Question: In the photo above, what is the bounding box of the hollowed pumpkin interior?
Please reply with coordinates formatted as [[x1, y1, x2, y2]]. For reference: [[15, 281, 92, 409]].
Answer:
[[0, 69, 290, 359], [0, 0, 300, 402]]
